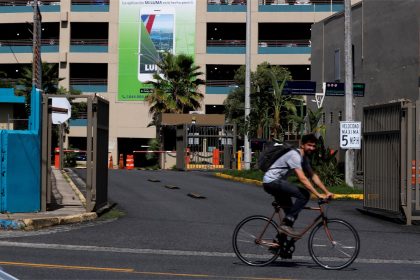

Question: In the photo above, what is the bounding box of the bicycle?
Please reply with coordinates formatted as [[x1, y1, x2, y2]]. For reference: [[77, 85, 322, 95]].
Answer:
[[232, 199, 360, 270]]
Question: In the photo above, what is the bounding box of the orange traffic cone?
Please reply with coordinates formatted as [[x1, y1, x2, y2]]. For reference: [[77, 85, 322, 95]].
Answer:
[[126, 154, 134, 170], [108, 155, 114, 169], [119, 154, 124, 169]]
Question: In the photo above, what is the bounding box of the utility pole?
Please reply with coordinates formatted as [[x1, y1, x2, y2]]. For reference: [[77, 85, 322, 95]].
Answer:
[[344, 0, 354, 187], [244, 1, 251, 170], [32, 0, 42, 89]]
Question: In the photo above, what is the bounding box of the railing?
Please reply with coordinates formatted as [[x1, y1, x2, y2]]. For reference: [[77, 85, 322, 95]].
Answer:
[[0, 0, 60, 6], [71, 0, 109, 5], [259, 0, 343, 4], [70, 78, 107, 92], [70, 78, 107, 85], [207, 40, 246, 47], [206, 80, 237, 87], [70, 39, 108, 46], [207, 0, 246, 4], [0, 39, 59, 46], [258, 39, 310, 47], [0, 79, 20, 88], [72, 112, 88, 119]]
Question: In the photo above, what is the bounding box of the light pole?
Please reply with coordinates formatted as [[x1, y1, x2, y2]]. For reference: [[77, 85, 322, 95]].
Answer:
[[344, 0, 354, 187], [32, 0, 42, 89], [244, 0, 251, 170]]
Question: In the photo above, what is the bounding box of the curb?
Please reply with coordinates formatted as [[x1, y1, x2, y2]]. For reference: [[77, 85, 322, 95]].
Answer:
[[214, 173, 364, 200], [62, 170, 87, 207], [0, 212, 97, 231], [215, 173, 263, 186], [21, 212, 98, 231]]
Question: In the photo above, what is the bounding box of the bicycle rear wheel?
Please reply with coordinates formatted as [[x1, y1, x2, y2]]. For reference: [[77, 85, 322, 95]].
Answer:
[[232, 215, 280, 266], [308, 219, 360, 270]]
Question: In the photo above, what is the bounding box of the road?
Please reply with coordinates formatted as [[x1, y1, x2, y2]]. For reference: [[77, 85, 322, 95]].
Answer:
[[0, 170, 419, 279]]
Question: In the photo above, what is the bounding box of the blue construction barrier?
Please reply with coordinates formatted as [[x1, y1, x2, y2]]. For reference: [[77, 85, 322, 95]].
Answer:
[[0, 88, 41, 213]]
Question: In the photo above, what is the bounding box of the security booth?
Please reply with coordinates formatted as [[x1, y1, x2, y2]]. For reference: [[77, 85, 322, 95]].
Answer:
[[363, 100, 420, 225], [0, 88, 26, 130], [157, 113, 236, 170], [0, 88, 42, 213]]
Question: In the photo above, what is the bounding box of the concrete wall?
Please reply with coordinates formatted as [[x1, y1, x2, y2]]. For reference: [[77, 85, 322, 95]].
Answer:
[[311, 0, 420, 154]]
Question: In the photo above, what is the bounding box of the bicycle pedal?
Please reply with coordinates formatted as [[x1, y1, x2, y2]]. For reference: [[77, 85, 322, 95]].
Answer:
[[280, 252, 293, 259]]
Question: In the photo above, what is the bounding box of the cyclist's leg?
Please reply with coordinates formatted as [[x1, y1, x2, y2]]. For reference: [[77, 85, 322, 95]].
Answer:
[[274, 179, 310, 222], [263, 182, 293, 258]]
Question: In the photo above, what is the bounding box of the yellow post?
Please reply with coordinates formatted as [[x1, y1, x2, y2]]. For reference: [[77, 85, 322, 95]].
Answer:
[[237, 150, 242, 170]]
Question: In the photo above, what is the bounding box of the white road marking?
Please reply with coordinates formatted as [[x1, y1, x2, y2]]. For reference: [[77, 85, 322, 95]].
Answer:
[[0, 269, 19, 280], [0, 241, 419, 266]]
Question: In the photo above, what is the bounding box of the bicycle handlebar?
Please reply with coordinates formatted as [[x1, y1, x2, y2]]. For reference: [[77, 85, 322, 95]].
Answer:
[[318, 197, 332, 205]]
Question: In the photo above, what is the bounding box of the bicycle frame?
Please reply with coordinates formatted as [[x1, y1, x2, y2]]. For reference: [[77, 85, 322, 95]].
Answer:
[[259, 202, 328, 241]]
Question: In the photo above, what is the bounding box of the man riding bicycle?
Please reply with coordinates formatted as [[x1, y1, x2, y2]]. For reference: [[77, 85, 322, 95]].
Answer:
[[262, 134, 334, 238]]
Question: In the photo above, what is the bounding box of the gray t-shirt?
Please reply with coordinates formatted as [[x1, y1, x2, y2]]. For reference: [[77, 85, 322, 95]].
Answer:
[[263, 149, 313, 183]]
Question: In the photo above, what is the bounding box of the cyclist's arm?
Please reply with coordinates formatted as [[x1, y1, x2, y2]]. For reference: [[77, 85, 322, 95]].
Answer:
[[312, 174, 334, 198], [294, 168, 323, 198]]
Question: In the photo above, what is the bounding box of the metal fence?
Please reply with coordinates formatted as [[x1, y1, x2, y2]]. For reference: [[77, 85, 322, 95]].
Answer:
[[176, 124, 236, 170], [363, 100, 420, 224]]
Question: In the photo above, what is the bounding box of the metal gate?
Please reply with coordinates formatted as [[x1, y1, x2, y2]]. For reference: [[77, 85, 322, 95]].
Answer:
[[176, 124, 236, 170], [41, 94, 109, 212], [363, 100, 420, 224]]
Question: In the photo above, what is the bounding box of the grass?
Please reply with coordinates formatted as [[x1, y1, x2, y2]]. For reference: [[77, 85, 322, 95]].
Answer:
[[97, 208, 126, 221], [218, 169, 363, 194]]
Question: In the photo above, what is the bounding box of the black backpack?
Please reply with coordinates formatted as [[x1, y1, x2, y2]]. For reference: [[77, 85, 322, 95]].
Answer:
[[258, 142, 294, 172]]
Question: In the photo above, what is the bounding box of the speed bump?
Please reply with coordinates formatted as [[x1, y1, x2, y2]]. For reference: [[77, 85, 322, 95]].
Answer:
[[148, 178, 161, 182], [187, 193, 206, 199], [165, 185, 179, 190]]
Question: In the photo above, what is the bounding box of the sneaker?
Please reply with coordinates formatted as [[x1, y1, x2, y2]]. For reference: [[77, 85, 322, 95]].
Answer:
[[268, 241, 280, 254], [279, 225, 300, 238]]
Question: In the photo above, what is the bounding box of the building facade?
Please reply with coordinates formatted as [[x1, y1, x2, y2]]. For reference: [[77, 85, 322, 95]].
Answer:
[[0, 0, 360, 166], [311, 0, 420, 162]]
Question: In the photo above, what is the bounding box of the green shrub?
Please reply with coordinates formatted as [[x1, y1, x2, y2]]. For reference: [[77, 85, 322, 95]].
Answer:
[[64, 152, 77, 167], [309, 136, 344, 186]]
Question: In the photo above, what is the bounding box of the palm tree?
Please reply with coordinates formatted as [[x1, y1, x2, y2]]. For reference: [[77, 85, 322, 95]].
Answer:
[[307, 107, 326, 136], [0, 71, 13, 88], [265, 70, 299, 141], [16, 63, 64, 95], [146, 52, 205, 125]]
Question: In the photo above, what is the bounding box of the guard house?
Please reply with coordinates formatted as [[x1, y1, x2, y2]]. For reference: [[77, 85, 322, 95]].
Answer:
[[0, 88, 25, 130]]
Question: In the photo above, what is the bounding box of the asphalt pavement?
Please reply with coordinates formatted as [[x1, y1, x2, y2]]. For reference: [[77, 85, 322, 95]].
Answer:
[[0, 169, 419, 279]]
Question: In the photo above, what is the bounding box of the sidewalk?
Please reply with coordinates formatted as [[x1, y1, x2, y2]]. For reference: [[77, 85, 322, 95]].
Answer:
[[0, 168, 97, 230]]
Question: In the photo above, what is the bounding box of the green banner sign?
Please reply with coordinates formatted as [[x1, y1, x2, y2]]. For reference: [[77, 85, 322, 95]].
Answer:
[[118, 0, 197, 101]]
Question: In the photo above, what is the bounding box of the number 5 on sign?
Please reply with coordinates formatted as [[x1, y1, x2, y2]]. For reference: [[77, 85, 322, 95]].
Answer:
[[340, 121, 362, 149]]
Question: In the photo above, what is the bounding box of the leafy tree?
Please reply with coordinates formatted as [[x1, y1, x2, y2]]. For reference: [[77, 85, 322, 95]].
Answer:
[[146, 52, 205, 126], [224, 62, 299, 140]]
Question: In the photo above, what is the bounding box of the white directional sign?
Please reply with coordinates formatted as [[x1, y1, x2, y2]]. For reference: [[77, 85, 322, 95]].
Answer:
[[340, 121, 361, 149], [52, 97, 71, 124]]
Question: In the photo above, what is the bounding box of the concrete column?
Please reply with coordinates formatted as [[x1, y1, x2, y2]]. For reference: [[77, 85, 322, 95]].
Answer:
[[58, 0, 71, 90]]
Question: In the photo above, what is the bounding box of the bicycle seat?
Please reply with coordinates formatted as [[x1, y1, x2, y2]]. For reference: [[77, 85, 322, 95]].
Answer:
[[272, 201, 290, 209]]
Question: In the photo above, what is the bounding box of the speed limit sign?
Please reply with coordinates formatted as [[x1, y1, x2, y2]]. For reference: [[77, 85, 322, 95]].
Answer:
[[340, 121, 361, 149]]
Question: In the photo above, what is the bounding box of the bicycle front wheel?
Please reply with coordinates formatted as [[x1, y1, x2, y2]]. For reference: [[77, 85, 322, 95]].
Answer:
[[232, 215, 280, 266], [308, 219, 360, 270]]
